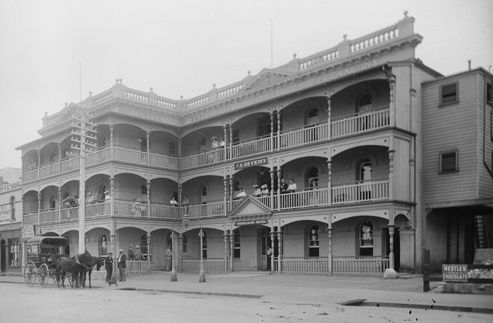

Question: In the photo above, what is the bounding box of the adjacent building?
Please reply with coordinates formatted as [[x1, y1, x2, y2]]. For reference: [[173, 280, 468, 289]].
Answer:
[[13, 13, 493, 276], [0, 178, 22, 273]]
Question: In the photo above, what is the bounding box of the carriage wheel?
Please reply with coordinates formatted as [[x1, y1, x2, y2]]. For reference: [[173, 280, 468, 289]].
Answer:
[[24, 262, 36, 286], [38, 264, 49, 287]]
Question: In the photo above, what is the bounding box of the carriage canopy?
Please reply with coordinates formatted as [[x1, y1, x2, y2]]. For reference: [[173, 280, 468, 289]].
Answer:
[[26, 236, 69, 257]]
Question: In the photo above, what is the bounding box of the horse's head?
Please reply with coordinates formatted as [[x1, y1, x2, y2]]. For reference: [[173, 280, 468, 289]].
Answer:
[[96, 257, 104, 271]]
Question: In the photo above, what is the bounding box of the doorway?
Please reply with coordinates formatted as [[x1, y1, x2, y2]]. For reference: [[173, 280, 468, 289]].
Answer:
[[0, 239, 6, 272], [383, 227, 400, 271]]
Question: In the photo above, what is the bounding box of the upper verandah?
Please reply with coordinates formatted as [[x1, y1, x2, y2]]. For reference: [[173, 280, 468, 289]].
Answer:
[[38, 13, 420, 135]]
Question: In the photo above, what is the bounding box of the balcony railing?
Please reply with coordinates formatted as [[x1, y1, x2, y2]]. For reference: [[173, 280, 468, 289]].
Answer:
[[279, 187, 330, 210], [181, 149, 225, 169], [60, 206, 78, 221], [182, 259, 226, 273], [331, 180, 389, 205], [281, 257, 329, 273], [186, 201, 225, 218], [22, 212, 37, 225], [114, 200, 148, 218], [39, 209, 58, 224], [86, 201, 110, 217], [150, 203, 180, 219], [231, 136, 271, 159], [331, 109, 390, 138], [22, 145, 177, 183], [332, 256, 389, 273], [279, 123, 329, 150]]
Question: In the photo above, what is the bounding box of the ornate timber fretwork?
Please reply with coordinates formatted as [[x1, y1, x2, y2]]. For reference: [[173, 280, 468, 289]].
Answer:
[[229, 196, 272, 225]]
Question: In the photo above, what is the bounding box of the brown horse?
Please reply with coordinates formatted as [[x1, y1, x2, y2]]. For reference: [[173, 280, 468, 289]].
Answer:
[[56, 251, 103, 288], [76, 252, 104, 288]]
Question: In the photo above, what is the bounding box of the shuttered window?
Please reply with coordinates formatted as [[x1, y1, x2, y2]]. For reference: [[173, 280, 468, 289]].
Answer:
[[439, 83, 458, 106], [440, 150, 458, 173]]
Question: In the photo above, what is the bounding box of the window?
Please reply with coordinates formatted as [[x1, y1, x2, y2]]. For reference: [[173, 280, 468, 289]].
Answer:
[[167, 234, 172, 251], [140, 234, 149, 260], [257, 116, 271, 137], [306, 167, 319, 189], [358, 159, 372, 182], [440, 83, 458, 106], [359, 222, 373, 256], [9, 196, 15, 221], [182, 234, 188, 254], [169, 142, 176, 156], [440, 150, 459, 173], [232, 129, 240, 145], [8, 239, 20, 266], [202, 231, 207, 259], [357, 94, 373, 114], [306, 108, 319, 126], [308, 225, 320, 257], [140, 184, 147, 195], [486, 82, 492, 104], [233, 230, 240, 258], [100, 234, 108, 256]]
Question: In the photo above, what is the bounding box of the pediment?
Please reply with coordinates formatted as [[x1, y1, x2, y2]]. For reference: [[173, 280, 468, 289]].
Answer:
[[243, 69, 290, 91], [230, 196, 272, 218]]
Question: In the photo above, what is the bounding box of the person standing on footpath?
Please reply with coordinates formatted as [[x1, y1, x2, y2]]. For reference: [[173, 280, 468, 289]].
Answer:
[[165, 247, 172, 271], [104, 252, 113, 283], [117, 249, 127, 282]]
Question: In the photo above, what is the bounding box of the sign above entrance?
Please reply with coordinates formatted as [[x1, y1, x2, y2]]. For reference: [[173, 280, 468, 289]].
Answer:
[[234, 157, 268, 170], [22, 225, 35, 239], [234, 219, 268, 226]]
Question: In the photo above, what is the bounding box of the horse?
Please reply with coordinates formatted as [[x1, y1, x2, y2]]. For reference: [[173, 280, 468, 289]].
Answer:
[[76, 252, 104, 288], [55, 257, 79, 288]]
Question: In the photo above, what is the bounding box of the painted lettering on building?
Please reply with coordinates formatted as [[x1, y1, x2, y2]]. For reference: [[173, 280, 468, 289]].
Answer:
[[234, 219, 268, 226], [442, 264, 468, 282], [234, 157, 268, 170]]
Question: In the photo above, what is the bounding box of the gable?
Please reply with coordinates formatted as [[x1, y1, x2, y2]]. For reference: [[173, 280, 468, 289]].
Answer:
[[230, 196, 272, 218], [243, 69, 290, 91]]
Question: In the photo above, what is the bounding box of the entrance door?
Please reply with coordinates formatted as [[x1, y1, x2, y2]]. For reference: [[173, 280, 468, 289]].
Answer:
[[261, 228, 278, 270], [0, 239, 6, 272], [384, 228, 400, 271]]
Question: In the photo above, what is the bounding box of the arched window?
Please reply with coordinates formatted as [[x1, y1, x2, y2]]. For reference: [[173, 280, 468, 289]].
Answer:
[[233, 230, 240, 258], [140, 234, 149, 260], [308, 225, 320, 257], [359, 221, 374, 256], [232, 129, 240, 145], [306, 167, 319, 189], [358, 159, 372, 182], [306, 108, 319, 126], [140, 137, 148, 152], [49, 195, 56, 210], [100, 234, 108, 256], [202, 231, 208, 259], [182, 234, 188, 254]]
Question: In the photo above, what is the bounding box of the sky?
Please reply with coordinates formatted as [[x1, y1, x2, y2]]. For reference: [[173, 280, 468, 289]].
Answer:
[[0, 0, 492, 169]]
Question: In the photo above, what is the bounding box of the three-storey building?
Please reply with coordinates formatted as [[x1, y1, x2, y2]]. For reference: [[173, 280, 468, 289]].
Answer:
[[18, 13, 488, 276]]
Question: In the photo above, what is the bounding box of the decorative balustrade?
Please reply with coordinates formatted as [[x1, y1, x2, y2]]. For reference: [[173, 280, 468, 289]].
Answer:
[[181, 259, 225, 273], [279, 188, 330, 210], [186, 201, 225, 218], [39, 162, 59, 178], [22, 213, 37, 225], [331, 109, 390, 138], [300, 49, 339, 71], [279, 123, 329, 150], [331, 180, 389, 205], [39, 209, 58, 224], [22, 169, 38, 183], [124, 89, 149, 103], [187, 94, 209, 109], [332, 256, 389, 273], [60, 206, 78, 221], [156, 97, 177, 109], [150, 203, 180, 219], [217, 83, 244, 99], [126, 260, 150, 273], [0, 182, 21, 193], [231, 199, 243, 211], [86, 202, 110, 217], [255, 196, 271, 209], [113, 146, 148, 166], [60, 157, 79, 173], [92, 90, 113, 105], [114, 200, 148, 218], [180, 149, 225, 169], [281, 257, 329, 273], [231, 136, 271, 159], [149, 152, 178, 169], [350, 26, 399, 54], [86, 147, 111, 166]]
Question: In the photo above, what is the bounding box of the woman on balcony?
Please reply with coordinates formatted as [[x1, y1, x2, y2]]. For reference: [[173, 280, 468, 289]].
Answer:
[[287, 179, 297, 193], [261, 184, 269, 197], [253, 185, 261, 197]]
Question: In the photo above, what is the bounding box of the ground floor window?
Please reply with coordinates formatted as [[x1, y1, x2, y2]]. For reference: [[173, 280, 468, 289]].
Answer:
[[359, 221, 374, 256], [233, 230, 240, 258], [8, 239, 20, 267], [141, 234, 149, 260], [182, 234, 188, 254], [202, 231, 207, 260], [308, 225, 320, 257]]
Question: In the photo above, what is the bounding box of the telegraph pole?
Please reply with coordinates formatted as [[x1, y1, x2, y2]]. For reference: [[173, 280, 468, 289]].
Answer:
[[69, 106, 97, 254]]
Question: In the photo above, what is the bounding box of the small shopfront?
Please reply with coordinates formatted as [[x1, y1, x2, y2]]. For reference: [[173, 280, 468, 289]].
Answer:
[[0, 222, 22, 273]]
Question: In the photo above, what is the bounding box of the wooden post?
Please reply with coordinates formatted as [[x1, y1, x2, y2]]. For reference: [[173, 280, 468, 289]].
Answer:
[[388, 75, 396, 127], [277, 227, 282, 273], [270, 227, 275, 272], [230, 230, 235, 272], [110, 176, 115, 217], [146, 131, 150, 166], [146, 180, 151, 219], [276, 167, 282, 211], [328, 221, 333, 274], [110, 125, 114, 160], [223, 229, 229, 272], [388, 224, 395, 270], [223, 176, 228, 214], [327, 158, 332, 205], [270, 110, 274, 151], [388, 149, 395, 200], [146, 232, 151, 272], [327, 96, 332, 140], [276, 109, 281, 150], [37, 191, 41, 225], [270, 168, 275, 209]]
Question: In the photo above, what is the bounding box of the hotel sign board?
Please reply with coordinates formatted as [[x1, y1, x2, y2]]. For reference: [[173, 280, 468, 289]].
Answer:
[[234, 157, 268, 170], [442, 264, 468, 282], [234, 219, 268, 226]]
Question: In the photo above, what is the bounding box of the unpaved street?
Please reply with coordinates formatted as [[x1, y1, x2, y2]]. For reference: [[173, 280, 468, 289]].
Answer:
[[0, 283, 491, 323]]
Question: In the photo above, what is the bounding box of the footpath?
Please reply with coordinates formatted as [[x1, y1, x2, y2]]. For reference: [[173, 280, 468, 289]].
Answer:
[[2, 271, 493, 313]]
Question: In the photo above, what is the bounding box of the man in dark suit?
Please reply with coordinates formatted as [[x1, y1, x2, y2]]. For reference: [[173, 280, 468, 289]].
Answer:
[[104, 252, 113, 283], [117, 249, 127, 282]]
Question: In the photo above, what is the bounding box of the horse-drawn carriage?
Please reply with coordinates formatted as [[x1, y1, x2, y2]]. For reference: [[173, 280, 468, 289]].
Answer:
[[24, 236, 71, 287]]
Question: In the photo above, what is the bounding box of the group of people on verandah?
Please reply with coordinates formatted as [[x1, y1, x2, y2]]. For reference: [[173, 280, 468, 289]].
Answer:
[[235, 178, 298, 200]]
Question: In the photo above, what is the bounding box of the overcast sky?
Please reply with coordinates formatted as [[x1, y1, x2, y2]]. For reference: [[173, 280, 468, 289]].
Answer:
[[0, 0, 492, 169]]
